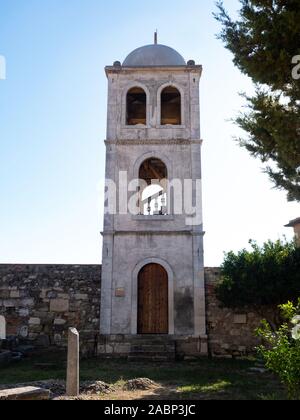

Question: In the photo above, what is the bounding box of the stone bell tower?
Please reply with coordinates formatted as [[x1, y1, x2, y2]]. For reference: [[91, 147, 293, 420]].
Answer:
[[100, 37, 207, 357]]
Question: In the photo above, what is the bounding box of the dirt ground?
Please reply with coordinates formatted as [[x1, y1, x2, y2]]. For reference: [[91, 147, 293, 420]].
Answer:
[[57, 383, 181, 401]]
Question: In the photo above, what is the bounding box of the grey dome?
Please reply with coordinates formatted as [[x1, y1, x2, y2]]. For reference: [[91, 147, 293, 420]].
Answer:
[[123, 44, 186, 67]]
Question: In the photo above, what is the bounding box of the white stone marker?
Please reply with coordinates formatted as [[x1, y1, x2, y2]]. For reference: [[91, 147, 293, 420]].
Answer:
[[0, 316, 6, 340], [66, 328, 80, 397]]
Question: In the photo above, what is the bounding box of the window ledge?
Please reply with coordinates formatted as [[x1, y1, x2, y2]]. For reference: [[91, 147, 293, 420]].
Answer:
[[159, 125, 186, 129], [122, 125, 186, 130], [124, 125, 149, 129], [132, 215, 174, 221]]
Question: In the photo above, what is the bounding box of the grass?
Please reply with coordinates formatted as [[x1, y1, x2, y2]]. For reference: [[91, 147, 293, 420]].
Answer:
[[0, 351, 286, 400], [178, 380, 231, 394]]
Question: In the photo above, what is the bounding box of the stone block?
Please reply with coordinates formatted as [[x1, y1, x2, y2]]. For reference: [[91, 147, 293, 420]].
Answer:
[[74, 294, 88, 301], [97, 345, 106, 354], [30, 326, 43, 334], [234, 315, 247, 324], [20, 298, 34, 308], [50, 299, 69, 313], [18, 308, 29, 317], [10, 291, 20, 298], [54, 334, 62, 344], [114, 344, 131, 354], [54, 319, 66, 326], [3, 300, 15, 308], [19, 326, 29, 338], [0, 387, 50, 401], [39, 289, 49, 299], [58, 293, 69, 300], [35, 306, 49, 313], [221, 344, 230, 350], [29, 318, 41, 326], [200, 342, 208, 355], [105, 344, 114, 354], [0, 291, 10, 299], [47, 291, 58, 299]]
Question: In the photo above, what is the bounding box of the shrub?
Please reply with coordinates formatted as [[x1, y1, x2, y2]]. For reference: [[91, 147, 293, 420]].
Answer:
[[256, 299, 300, 400], [216, 239, 300, 327]]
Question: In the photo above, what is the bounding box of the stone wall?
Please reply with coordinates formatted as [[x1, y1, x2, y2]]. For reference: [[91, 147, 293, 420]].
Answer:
[[205, 268, 272, 357], [0, 265, 101, 355], [0, 264, 273, 358]]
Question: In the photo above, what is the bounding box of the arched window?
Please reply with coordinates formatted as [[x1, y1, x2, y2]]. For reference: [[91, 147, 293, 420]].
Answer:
[[126, 87, 147, 125], [139, 158, 168, 216], [161, 86, 181, 125]]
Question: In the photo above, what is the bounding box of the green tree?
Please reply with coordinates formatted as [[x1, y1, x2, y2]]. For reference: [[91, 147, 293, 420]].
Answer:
[[215, 0, 300, 201], [216, 239, 300, 327]]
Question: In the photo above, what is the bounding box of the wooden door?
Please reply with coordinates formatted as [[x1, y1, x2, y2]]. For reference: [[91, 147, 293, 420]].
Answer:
[[138, 263, 168, 334]]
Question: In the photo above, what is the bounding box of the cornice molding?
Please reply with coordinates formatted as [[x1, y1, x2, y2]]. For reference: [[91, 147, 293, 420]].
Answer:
[[105, 139, 203, 146], [105, 65, 203, 77], [101, 230, 205, 236]]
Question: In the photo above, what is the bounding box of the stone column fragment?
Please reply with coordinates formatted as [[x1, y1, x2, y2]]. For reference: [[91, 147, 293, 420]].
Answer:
[[66, 328, 79, 397]]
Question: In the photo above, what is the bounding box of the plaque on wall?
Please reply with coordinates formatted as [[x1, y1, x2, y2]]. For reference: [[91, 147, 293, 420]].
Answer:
[[115, 288, 125, 298]]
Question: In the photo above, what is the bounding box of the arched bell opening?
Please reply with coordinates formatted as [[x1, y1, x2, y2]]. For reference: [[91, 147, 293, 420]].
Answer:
[[139, 158, 168, 216], [161, 86, 181, 125], [126, 87, 147, 125]]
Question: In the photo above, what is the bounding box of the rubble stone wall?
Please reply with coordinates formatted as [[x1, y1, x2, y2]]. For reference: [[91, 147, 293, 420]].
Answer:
[[0, 264, 273, 357], [0, 265, 101, 355], [205, 268, 274, 357]]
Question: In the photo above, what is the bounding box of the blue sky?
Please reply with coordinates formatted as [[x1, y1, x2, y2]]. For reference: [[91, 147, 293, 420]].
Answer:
[[0, 0, 298, 266]]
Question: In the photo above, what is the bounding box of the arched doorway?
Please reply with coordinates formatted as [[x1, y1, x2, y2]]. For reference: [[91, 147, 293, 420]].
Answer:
[[138, 263, 169, 334]]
